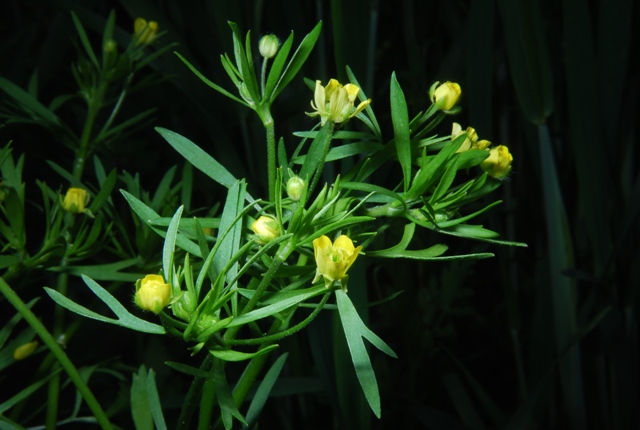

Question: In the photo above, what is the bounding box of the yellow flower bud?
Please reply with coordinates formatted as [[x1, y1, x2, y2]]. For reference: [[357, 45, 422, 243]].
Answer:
[[251, 215, 282, 244], [259, 34, 279, 59], [13, 341, 38, 360], [286, 176, 306, 201], [432, 81, 461, 111], [312, 235, 362, 292], [134, 274, 171, 314], [481, 145, 513, 179], [62, 188, 89, 214], [475, 139, 491, 150], [452, 122, 478, 152], [306, 79, 371, 126], [134, 18, 158, 45]]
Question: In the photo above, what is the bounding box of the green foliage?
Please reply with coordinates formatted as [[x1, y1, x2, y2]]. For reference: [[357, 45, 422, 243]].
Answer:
[[2, 1, 633, 429]]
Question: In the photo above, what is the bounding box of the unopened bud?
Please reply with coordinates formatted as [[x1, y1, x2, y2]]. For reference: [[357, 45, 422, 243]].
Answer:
[[286, 176, 305, 201], [259, 34, 279, 59]]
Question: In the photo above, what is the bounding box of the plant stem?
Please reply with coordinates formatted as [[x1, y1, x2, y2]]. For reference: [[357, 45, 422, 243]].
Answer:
[[177, 355, 213, 430], [73, 82, 106, 181], [0, 277, 113, 430], [264, 110, 276, 202], [308, 121, 335, 195]]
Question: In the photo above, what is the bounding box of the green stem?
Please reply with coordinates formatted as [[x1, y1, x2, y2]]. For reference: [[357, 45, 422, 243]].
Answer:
[[308, 121, 336, 195], [73, 82, 106, 181], [265, 112, 276, 202], [177, 354, 213, 430], [230, 292, 330, 345], [0, 277, 113, 430], [198, 369, 217, 430], [260, 58, 268, 97]]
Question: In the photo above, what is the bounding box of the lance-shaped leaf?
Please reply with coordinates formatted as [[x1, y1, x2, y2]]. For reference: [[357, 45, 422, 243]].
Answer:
[[44, 275, 165, 334], [336, 290, 397, 418], [390, 72, 411, 192]]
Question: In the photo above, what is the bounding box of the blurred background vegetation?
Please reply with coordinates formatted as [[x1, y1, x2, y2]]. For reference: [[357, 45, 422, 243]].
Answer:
[[1, 0, 638, 429]]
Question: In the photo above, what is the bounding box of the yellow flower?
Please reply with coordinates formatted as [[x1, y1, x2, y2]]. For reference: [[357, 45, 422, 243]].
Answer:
[[312, 235, 362, 291], [251, 215, 282, 244], [13, 341, 38, 360], [134, 18, 158, 45], [62, 187, 89, 214], [307, 79, 371, 126], [481, 145, 513, 179], [134, 274, 171, 314], [432, 81, 461, 111]]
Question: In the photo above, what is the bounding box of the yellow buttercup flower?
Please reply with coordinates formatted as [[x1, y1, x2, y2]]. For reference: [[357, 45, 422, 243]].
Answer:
[[134, 274, 171, 314], [312, 235, 362, 291], [251, 215, 282, 244], [481, 145, 513, 179], [134, 18, 158, 45], [307, 79, 371, 126], [62, 187, 89, 214], [13, 341, 38, 360], [432, 81, 461, 111]]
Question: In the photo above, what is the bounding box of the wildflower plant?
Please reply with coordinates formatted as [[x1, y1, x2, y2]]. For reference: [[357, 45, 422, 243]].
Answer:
[[1, 15, 524, 430]]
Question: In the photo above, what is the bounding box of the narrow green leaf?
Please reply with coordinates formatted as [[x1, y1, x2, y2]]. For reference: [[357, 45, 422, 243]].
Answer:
[[429, 158, 459, 205], [227, 286, 327, 328], [245, 353, 289, 427], [293, 142, 383, 164], [367, 223, 448, 260], [0, 370, 59, 414], [209, 344, 279, 362], [146, 369, 168, 430], [0, 76, 61, 125], [87, 168, 117, 213], [390, 72, 412, 192], [264, 32, 294, 98], [271, 21, 323, 101], [71, 11, 100, 69], [212, 357, 247, 427], [406, 134, 464, 201], [298, 121, 332, 183], [156, 128, 257, 209], [44, 276, 166, 335], [0, 298, 38, 350], [339, 181, 406, 209], [175, 52, 249, 107], [163, 206, 184, 281], [48, 257, 144, 282], [121, 190, 201, 257], [101, 11, 116, 58], [150, 166, 177, 210], [346, 66, 381, 140], [131, 366, 153, 430], [336, 290, 381, 418]]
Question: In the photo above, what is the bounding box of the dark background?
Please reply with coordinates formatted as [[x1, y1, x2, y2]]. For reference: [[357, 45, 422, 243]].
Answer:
[[1, 0, 638, 429]]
